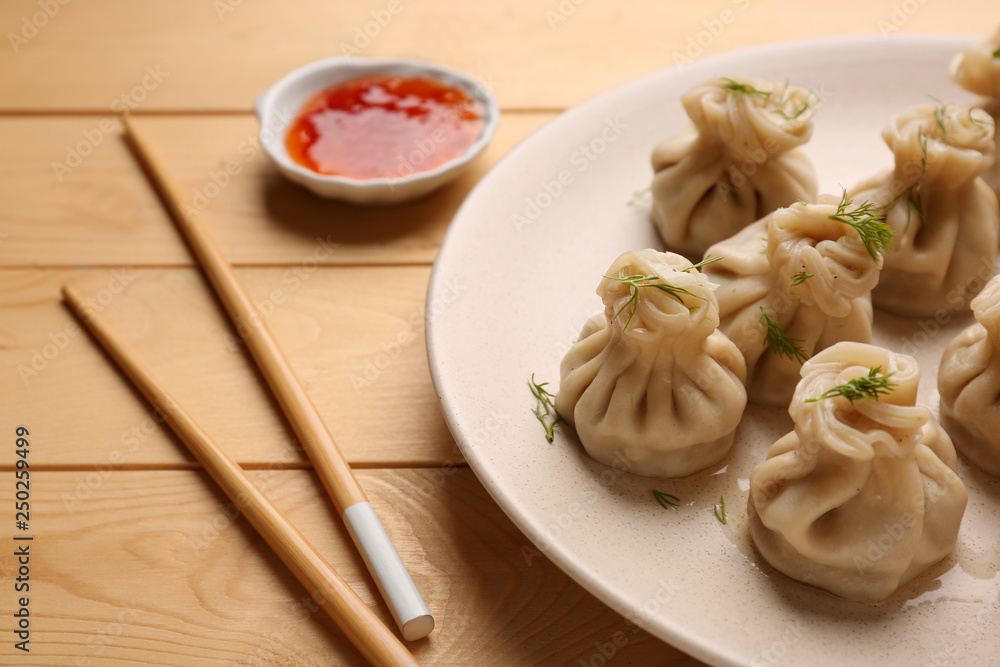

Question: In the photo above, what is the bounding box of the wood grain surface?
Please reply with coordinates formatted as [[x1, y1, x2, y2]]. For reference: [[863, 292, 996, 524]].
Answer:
[[0, 469, 684, 665], [0, 0, 988, 111], [0, 114, 552, 267], [2, 266, 459, 467], [1, 0, 992, 665]]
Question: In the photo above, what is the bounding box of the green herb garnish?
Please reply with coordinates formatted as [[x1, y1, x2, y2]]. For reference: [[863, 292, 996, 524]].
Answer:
[[683, 255, 723, 272], [909, 132, 929, 230], [759, 307, 808, 364], [721, 78, 772, 101], [714, 496, 727, 524], [790, 271, 814, 286], [931, 100, 949, 146], [773, 81, 812, 120], [776, 101, 810, 120], [529, 374, 562, 442], [805, 366, 897, 404], [885, 132, 929, 233], [654, 490, 681, 510], [969, 108, 996, 130], [829, 191, 894, 262], [992, 45, 1000, 58], [606, 269, 705, 330], [628, 187, 651, 206]]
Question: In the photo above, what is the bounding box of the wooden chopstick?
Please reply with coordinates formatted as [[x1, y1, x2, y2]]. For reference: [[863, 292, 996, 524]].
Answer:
[[61, 285, 420, 667], [120, 117, 434, 642]]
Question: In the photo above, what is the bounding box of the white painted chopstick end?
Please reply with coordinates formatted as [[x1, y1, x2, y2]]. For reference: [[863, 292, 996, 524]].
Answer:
[[343, 502, 434, 641]]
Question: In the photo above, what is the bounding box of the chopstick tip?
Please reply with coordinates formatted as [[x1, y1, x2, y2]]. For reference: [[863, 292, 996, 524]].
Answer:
[[60, 283, 80, 306], [401, 614, 434, 641]]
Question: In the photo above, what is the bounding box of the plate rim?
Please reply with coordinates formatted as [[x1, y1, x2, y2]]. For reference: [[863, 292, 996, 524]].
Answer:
[[425, 31, 982, 667]]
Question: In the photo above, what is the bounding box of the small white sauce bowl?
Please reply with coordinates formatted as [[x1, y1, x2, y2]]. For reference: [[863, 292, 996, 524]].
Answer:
[[254, 57, 499, 205]]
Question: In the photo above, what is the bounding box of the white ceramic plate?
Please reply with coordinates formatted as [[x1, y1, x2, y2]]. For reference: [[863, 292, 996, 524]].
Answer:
[[426, 34, 1000, 667]]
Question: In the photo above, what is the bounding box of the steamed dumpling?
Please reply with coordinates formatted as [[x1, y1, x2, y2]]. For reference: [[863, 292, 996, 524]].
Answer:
[[939, 274, 1000, 476], [849, 102, 999, 317], [556, 249, 747, 478], [650, 77, 818, 258], [749, 342, 967, 602], [701, 195, 885, 406], [950, 25, 1000, 197]]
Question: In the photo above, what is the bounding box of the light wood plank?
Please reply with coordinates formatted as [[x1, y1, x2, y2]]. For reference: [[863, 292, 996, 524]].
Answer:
[[0, 469, 697, 665], [0, 113, 553, 267], [0, 266, 460, 467], [0, 0, 989, 111], [0, 116, 185, 265]]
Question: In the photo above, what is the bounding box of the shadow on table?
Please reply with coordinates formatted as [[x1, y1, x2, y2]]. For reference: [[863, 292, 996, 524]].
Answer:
[[258, 167, 480, 253]]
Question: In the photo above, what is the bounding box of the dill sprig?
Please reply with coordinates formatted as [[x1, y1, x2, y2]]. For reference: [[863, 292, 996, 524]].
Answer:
[[714, 496, 727, 525], [529, 374, 562, 443], [929, 99, 951, 146], [776, 101, 811, 121], [828, 191, 894, 262], [759, 307, 808, 364], [773, 81, 812, 120], [885, 132, 929, 233], [628, 187, 651, 206], [790, 271, 813, 286], [605, 269, 706, 330], [909, 133, 929, 229], [969, 109, 996, 130], [720, 78, 772, 101], [683, 255, 723, 272], [805, 366, 897, 404], [653, 490, 681, 510]]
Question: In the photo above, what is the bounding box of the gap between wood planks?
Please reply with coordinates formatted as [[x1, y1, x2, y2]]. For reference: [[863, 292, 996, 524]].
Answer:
[[0, 108, 565, 116], [0, 461, 469, 472]]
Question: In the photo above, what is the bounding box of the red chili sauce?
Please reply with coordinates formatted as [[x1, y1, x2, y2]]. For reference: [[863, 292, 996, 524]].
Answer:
[[284, 75, 485, 180]]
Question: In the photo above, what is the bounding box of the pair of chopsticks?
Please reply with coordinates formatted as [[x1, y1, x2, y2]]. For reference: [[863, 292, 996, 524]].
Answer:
[[63, 118, 430, 667]]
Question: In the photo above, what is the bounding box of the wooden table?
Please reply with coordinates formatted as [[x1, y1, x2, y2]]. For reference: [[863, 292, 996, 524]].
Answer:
[[0, 1, 989, 664]]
